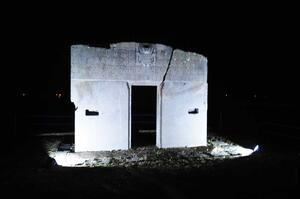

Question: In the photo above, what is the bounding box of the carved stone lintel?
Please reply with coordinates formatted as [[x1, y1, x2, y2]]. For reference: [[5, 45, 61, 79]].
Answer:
[[136, 43, 156, 66]]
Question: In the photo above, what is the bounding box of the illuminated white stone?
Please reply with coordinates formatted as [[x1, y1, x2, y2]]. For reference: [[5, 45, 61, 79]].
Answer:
[[71, 42, 208, 152]]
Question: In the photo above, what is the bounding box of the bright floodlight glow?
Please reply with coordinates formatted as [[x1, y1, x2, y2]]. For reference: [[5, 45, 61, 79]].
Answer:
[[234, 146, 254, 157], [49, 152, 89, 167], [48, 143, 261, 167], [234, 144, 259, 157], [210, 142, 260, 157]]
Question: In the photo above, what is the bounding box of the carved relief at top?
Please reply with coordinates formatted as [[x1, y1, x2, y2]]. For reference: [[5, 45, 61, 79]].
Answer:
[[136, 43, 156, 66]]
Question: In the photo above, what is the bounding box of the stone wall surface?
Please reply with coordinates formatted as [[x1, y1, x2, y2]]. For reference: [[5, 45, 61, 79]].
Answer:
[[71, 43, 173, 82], [161, 81, 207, 148], [72, 81, 129, 151], [71, 42, 207, 152]]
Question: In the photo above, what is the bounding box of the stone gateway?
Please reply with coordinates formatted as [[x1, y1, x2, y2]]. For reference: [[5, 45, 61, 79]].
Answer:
[[71, 42, 207, 152]]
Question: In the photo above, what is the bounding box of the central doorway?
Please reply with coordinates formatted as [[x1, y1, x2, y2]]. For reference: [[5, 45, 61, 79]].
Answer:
[[131, 86, 157, 148]]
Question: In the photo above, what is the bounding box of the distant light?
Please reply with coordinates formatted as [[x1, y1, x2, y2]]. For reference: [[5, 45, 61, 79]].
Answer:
[[55, 93, 62, 98], [225, 93, 228, 97], [253, 145, 259, 152], [21, 93, 26, 97], [253, 94, 257, 98]]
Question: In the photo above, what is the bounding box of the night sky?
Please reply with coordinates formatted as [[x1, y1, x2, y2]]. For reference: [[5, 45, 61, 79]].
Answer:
[[2, 4, 299, 108]]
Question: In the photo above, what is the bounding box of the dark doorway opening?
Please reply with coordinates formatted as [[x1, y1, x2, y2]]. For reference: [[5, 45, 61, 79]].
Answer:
[[131, 86, 157, 148]]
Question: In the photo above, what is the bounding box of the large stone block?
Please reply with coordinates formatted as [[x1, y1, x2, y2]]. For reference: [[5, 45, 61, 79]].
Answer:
[[71, 42, 208, 152]]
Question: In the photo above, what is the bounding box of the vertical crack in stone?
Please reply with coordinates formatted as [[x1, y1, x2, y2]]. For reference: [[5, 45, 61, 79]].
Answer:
[[161, 49, 174, 88], [160, 49, 174, 147], [126, 82, 131, 149]]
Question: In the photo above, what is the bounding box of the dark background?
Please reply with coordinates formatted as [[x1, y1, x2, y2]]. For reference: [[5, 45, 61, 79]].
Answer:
[[0, 3, 299, 198], [1, 3, 299, 143]]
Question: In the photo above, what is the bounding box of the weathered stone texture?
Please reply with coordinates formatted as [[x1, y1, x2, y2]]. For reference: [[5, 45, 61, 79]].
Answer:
[[71, 43, 173, 82], [71, 42, 208, 152]]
